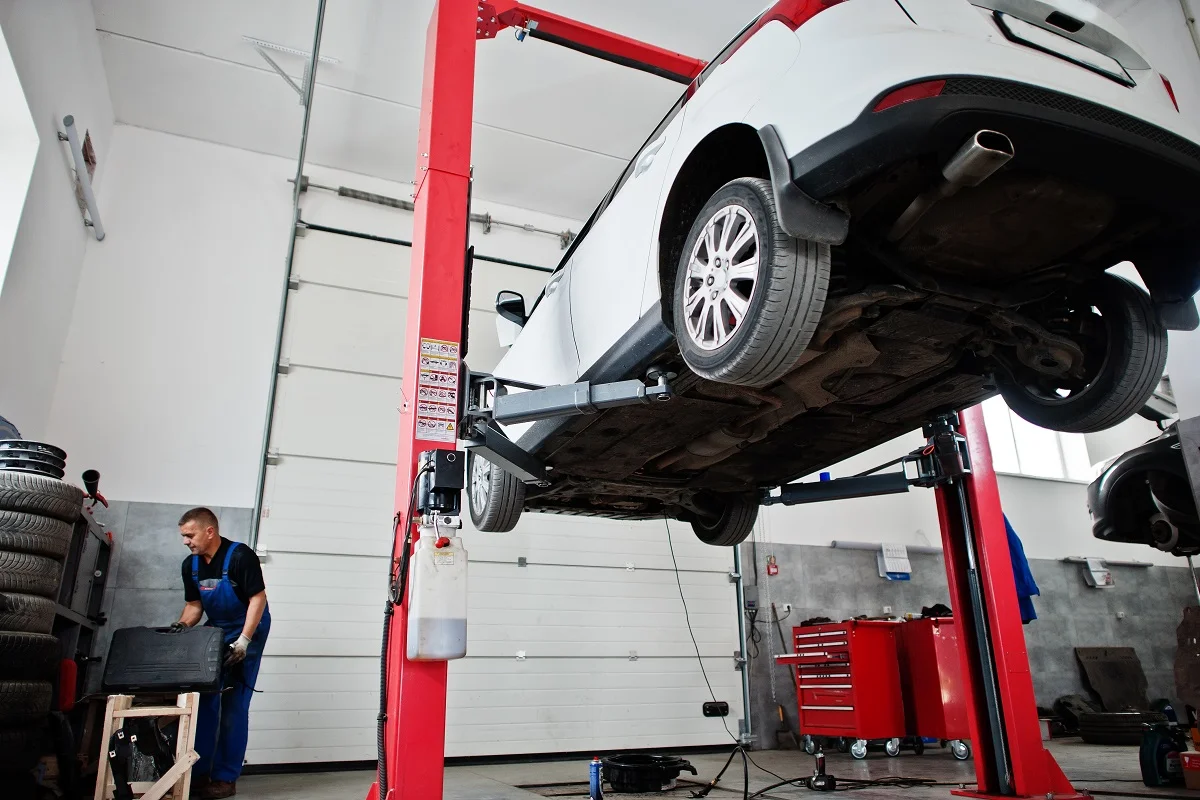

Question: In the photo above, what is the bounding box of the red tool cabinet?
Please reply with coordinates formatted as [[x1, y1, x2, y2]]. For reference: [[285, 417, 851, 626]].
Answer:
[[897, 617, 970, 741], [778, 620, 906, 741]]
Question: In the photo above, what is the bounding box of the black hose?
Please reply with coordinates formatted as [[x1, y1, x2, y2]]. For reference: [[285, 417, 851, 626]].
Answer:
[[375, 467, 430, 797]]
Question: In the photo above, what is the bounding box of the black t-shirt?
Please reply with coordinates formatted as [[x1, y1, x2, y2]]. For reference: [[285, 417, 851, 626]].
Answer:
[[181, 537, 266, 607]]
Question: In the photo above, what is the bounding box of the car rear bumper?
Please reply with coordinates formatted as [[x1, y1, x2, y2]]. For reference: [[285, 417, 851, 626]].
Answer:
[[784, 75, 1200, 304]]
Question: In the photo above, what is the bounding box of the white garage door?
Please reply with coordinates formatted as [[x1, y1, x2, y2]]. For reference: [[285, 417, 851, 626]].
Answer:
[[251, 229, 743, 764]]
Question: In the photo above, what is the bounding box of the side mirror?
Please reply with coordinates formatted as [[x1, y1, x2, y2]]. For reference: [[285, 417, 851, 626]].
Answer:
[[495, 291, 527, 326], [495, 291, 526, 348]]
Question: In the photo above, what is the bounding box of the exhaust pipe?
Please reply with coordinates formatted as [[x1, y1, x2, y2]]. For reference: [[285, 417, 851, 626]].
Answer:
[[887, 130, 1014, 241]]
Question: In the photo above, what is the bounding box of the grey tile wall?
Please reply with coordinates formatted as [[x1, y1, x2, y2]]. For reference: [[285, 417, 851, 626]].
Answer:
[[740, 541, 1196, 749], [88, 501, 254, 692]]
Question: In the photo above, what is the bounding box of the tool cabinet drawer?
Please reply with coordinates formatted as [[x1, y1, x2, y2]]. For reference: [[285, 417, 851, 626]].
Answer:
[[800, 688, 853, 708], [798, 706, 856, 731]]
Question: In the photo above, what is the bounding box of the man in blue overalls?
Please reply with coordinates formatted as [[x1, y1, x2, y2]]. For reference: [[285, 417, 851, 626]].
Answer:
[[173, 507, 270, 799]]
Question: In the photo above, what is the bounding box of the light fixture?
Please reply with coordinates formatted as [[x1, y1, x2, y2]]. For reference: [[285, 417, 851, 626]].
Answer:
[[58, 115, 104, 241]]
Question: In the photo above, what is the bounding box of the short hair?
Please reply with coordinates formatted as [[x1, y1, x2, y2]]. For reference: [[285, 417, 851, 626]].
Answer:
[[178, 507, 219, 531]]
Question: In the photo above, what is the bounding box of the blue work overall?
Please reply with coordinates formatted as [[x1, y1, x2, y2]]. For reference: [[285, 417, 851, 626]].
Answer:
[[192, 543, 271, 783]]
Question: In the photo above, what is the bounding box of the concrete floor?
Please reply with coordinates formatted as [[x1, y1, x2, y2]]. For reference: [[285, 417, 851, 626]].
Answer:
[[234, 739, 1194, 799]]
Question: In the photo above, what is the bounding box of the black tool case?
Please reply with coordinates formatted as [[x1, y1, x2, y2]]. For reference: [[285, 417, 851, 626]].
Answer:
[[103, 626, 223, 692]]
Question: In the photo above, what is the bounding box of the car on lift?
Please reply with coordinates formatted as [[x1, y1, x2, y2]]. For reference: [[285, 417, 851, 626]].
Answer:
[[467, 0, 1200, 545]]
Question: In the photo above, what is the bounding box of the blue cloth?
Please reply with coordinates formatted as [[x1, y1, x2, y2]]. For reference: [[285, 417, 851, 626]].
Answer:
[[1004, 514, 1039, 623], [191, 543, 270, 783]]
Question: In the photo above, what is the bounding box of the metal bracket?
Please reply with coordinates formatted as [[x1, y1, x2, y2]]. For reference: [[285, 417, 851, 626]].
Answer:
[[264, 449, 280, 466], [288, 276, 301, 291], [761, 412, 971, 507], [728, 571, 741, 584], [276, 358, 290, 375], [462, 423, 550, 485], [733, 650, 747, 670], [517, 557, 527, 567], [294, 221, 309, 237]]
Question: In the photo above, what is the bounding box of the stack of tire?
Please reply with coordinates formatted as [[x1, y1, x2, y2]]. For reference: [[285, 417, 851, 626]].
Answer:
[[1078, 710, 1168, 746], [0, 444, 84, 776]]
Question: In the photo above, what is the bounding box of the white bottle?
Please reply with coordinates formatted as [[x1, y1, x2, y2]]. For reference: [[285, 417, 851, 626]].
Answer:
[[406, 525, 468, 661]]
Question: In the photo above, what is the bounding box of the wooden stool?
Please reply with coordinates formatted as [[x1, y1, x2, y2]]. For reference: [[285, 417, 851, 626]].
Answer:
[[93, 692, 201, 800]]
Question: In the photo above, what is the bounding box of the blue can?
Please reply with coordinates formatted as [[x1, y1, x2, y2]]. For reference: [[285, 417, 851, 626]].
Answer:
[[590, 756, 603, 799]]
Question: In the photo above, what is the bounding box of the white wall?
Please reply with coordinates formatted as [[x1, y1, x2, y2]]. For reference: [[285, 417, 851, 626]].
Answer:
[[0, 0, 114, 438], [0, 23, 38, 285], [45, 123, 582, 507]]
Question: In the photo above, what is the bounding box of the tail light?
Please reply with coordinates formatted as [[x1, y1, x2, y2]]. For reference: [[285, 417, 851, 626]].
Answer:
[[873, 79, 947, 112], [1161, 74, 1179, 112], [765, 0, 850, 31]]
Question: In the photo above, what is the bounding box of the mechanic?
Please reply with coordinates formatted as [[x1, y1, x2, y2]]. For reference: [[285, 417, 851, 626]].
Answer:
[[172, 507, 271, 799]]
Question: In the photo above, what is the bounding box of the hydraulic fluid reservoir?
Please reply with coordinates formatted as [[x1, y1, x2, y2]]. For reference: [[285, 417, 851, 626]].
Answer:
[[407, 525, 468, 661]]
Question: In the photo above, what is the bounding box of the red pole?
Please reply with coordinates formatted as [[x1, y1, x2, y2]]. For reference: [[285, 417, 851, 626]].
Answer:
[[940, 406, 1080, 799], [370, 2, 477, 799]]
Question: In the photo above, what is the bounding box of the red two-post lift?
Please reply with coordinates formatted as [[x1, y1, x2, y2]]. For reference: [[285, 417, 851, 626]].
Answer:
[[371, 2, 1082, 799]]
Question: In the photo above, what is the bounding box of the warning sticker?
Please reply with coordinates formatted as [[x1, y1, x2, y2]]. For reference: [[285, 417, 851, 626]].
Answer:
[[415, 338, 460, 443], [434, 552, 455, 566]]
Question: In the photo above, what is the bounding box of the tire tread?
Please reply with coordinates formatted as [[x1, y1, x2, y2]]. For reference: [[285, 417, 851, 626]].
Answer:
[[0, 473, 82, 523]]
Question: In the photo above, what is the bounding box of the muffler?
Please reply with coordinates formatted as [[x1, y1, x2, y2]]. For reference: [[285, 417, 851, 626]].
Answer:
[[887, 130, 1014, 241]]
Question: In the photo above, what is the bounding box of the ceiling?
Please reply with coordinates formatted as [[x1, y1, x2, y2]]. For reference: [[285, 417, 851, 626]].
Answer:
[[91, 0, 765, 221]]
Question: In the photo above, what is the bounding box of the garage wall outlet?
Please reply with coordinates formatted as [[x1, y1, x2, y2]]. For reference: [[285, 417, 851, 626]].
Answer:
[[882, 605, 893, 615], [782, 603, 792, 613], [1116, 611, 1126, 620]]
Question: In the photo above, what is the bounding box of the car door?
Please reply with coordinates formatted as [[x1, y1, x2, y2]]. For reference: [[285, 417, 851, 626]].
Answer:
[[492, 260, 578, 388], [568, 95, 688, 374]]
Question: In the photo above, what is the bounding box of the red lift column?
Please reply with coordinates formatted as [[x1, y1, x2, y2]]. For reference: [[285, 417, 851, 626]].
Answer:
[[369, 4, 704, 800], [936, 407, 1080, 799], [372, 2, 477, 799]]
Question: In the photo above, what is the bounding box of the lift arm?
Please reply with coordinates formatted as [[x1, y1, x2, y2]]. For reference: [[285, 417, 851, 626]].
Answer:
[[476, 1, 708, 84]]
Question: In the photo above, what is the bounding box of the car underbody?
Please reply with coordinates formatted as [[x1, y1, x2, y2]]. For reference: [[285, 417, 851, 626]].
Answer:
[[510, 80, 1200, 525]]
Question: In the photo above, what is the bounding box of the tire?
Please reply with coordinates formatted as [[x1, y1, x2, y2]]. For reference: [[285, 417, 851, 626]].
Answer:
[[0, 725, 42, 772], [999, 275, 1167, 434], [673, 178, 830, 388], [0, 634, 58, 680], [0, 593, 55, 634], [950, 740, 971, 760], [0, 512, 73, 560], [690, 493, 758, 546], [0, 473, 81, 524], [0, 553, 61, 598], [0, 681, 51, 726], [467, 451, 525, 533]]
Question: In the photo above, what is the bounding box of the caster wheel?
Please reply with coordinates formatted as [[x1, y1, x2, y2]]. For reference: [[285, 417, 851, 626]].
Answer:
[[836, 737, 850, 753], [950, 740, 971, 760], [803, 735, 817, 755], [885, 738, 901, 757], [850, 739, 868, 760], [913, 739, 926, 756]]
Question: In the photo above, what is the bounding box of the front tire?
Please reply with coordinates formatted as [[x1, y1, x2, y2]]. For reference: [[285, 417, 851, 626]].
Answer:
[[690, 493, 758, 547], [466, 451, 525, 533], [999, 274, 1167, 434], [673, 178, 830, 388]]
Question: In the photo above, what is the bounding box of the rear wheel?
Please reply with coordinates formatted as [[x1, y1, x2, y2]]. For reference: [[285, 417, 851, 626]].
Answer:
[[999, 275, 1167, 434], [467, 451, 526, 533], [673, 178, 830, 388], [689, 493, 758, 547]]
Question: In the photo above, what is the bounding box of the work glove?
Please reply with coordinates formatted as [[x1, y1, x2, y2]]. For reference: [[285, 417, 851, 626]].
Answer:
[[225, 634, 252, 667], [167, 622, 186, 633]]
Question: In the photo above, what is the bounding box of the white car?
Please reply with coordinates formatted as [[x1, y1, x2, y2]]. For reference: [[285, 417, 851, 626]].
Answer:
[[468, 0, 1200, 545]]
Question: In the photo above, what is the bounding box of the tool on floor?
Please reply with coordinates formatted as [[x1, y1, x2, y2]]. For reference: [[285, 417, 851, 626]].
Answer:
[[809, 751, 836, 792]]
